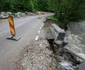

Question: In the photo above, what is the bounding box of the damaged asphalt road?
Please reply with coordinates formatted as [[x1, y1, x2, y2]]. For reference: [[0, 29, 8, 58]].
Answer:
[[15, 18, 85, 70], [0, 13, 85, 70], [0, 14, 53, 70]]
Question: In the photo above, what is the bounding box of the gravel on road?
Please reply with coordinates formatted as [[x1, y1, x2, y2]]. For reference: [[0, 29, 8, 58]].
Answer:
[[15, 40, 57, 70]]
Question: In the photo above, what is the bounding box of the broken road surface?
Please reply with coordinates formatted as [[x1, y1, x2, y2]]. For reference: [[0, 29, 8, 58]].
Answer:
[[0, 14, 53, 70]]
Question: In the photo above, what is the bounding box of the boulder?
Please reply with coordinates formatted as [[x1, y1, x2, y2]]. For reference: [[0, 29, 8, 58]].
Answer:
[[0, 12, 8, 19]]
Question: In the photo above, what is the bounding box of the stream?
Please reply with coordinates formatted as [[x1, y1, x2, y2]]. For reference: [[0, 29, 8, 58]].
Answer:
[[68, 20, 85, 44]]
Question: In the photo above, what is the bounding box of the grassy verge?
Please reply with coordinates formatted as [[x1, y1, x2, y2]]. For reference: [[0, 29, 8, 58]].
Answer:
[[47, 16, 64, 29], [47, 16, 58, 22]]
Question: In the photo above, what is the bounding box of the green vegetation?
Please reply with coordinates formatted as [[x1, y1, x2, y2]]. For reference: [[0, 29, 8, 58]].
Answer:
[[0, 0, 85, 28], [47, 16, 58, 22], [54, 0, 85, 29]]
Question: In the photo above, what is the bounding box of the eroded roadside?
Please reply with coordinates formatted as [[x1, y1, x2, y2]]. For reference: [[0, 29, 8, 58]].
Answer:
[[15, 40, 57, 70], [15, 18, 85, 70]]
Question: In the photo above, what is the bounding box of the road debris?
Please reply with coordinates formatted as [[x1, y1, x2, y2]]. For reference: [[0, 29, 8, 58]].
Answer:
[[15, 40, 57, 70]]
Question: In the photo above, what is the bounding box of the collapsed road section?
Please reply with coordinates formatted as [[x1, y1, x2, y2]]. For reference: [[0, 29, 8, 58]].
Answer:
[[44, 19, 85, 70], [15, 40, 57, 70], [15, 19, 85, 70]]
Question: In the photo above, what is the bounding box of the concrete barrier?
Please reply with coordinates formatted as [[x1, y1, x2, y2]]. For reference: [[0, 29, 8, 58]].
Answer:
[[50, 24, 67, 46]]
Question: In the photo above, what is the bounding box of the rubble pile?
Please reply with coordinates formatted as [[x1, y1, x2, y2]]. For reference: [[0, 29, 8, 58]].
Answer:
[[15, 40, 57, 70], [0, 12, 35, 19]]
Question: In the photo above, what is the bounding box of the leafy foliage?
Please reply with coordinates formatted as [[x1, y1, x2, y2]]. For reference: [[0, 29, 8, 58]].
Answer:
[[0, 0, 85, 28], [37, 0, 49, 11], [54, 0, 85, 29]]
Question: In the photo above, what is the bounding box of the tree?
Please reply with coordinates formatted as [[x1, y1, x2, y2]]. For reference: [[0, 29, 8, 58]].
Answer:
[[54, 0, 84, 29], [37, 0, 49, 11]]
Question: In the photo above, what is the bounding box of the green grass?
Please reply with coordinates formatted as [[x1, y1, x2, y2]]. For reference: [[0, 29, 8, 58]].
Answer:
[[47, 16, 62, 27], [47, 16, 58, 22]]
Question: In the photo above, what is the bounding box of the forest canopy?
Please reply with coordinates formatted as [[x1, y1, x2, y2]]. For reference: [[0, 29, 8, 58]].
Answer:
[[0, 0, 85, 28]]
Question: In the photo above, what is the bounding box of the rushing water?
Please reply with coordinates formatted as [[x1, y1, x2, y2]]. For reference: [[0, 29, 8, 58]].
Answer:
[[68, 20, 85, 44]]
